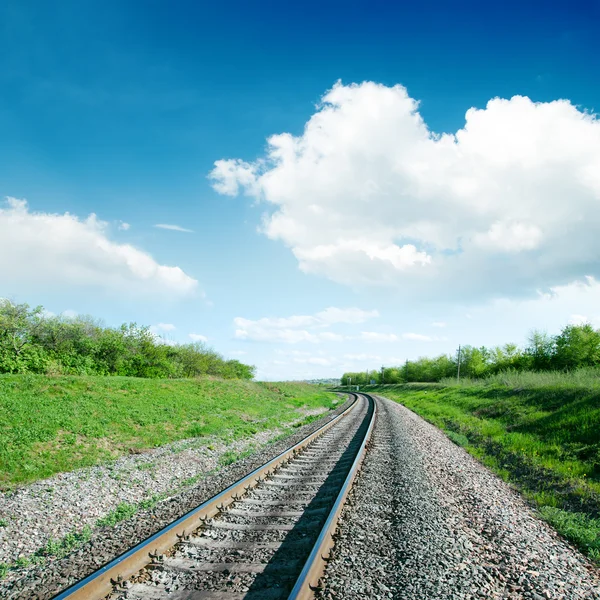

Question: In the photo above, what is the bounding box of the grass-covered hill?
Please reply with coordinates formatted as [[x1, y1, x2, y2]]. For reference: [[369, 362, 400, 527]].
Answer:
[[364, 370, 600, 561], [0, 375, 337, 488]]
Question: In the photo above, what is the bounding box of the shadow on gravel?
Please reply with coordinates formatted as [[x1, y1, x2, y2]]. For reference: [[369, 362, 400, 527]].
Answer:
[[242, 397, 374, 599]]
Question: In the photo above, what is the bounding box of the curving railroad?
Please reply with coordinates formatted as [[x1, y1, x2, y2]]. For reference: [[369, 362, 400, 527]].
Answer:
[[51, 394, 375, 600]]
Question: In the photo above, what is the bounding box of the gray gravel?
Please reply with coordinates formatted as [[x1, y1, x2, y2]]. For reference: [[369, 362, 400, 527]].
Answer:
[[118, 396, 371, 599], [319, 395, 600, 600], [0, 397, 350, 600]]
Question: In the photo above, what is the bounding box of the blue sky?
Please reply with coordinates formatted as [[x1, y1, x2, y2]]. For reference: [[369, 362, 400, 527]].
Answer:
[[2, 1, 600, 379]]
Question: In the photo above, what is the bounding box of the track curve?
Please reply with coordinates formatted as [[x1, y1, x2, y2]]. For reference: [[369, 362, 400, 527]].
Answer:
[[51, 394, 375, 600]]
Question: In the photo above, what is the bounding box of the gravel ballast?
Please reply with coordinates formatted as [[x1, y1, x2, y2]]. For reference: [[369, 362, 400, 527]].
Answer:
[[319, 395, 600, 600], [0, 398, 350, 600]]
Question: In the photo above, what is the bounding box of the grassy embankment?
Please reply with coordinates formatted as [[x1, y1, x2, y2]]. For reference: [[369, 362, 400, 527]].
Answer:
[[365, 370, 600, 561], [0, 374, 337, 489]]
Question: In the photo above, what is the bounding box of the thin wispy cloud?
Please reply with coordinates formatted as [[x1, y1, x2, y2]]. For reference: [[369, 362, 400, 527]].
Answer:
[[234, 307, 378, 344], [155, 224, 194, 233]]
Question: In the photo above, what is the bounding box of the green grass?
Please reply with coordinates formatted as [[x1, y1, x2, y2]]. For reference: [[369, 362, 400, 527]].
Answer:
[[95, 502, 138, 527], [0, 375, 337, 488], [365, 378, 600, 561]]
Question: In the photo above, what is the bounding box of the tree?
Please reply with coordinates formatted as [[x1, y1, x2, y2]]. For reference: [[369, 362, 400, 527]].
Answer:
[[553, 323, 600, 370], [0, 300, 49, 373], [525, 330, 555, 370]]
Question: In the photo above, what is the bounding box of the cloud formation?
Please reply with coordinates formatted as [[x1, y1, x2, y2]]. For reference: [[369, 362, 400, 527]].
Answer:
[[0, 198, 198, 298], [155, 224, 194, 233], [211, 81, 600, 300], [234, 307, 378, 343], [189, 333, 208, 342]]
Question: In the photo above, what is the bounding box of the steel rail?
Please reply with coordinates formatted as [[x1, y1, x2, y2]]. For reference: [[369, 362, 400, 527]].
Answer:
[[287, 393, 376, 599], [51, 394, 359, 600]]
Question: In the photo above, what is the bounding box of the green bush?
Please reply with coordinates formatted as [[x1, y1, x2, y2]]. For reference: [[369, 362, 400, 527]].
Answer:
[[0, 299, 254, 380], [343, 322, 600, 385]]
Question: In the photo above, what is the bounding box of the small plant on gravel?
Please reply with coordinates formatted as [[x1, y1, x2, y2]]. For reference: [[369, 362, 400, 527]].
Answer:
[[180, 473, 203, 488], [219, 448, 254, 466], [14, 556, 31, 568], [138, 493, 165, 510], [0, 563, 8, 579], [96, 502, 138, 527], [137, 461, 156, 471], [36, 526, 92, 559], [0, 518, 8, 527]]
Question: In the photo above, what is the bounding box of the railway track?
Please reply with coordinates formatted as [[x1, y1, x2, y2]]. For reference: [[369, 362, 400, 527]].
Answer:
[[52, 393, 375, 600]]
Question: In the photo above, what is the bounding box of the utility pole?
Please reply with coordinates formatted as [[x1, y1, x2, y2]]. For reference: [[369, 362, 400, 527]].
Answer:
[[381, 365, 385, 385], [405, 359, 409, 382], [457, 345, 462, 383], [348, 376, 352, 392]]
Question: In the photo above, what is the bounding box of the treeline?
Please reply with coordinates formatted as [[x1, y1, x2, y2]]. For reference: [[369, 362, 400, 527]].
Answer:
[[341, 323, 600, 385], [0, 300, 255, 379]]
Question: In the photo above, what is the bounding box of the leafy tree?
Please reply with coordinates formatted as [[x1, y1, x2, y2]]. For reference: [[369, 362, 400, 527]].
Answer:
[[554, 324, 600, 369]]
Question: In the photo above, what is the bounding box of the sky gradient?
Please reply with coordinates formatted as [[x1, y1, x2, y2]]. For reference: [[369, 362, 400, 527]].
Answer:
[[2, 0, 600, 379]]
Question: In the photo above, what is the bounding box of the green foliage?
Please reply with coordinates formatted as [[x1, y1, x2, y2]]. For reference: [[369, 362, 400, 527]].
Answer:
[[372, 380, 600, 561], [0, 525, 92, 580], [540, 507, 600, 559], [446, 431, 469, 447], [342, 321, 600, 385], [0, 375, 336, 487], [36, 526, 92, 558], [96, 502, 138, 527], [0, 299, 255, 380]]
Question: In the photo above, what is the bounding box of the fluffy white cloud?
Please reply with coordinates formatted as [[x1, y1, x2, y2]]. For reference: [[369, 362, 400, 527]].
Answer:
[[431, 321, 447, 328], [118, 221, 130, 231], [189, 333, 208, 342], [153, 323, 176, 332], [154, 224, 194, 233], [233, 307, 378, 343], [1, 198, 198, 297], [211, 81, 600, 300]]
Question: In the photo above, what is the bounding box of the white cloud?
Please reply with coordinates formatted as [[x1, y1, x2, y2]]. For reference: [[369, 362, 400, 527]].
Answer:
[[0, 198, 198, 297], [431, 321, 446, 328], [568, 314, 589, 325], [233, 307, 377, 344], [152, 323, 176, 332], [402, 332, 434, 342], [229, 350, 247, 356], [189, 333, 208, 342], [118, 221, 130, 231], [359, 332, 400, 343], [344, 353, 382, 361], [62, 309, 78, 319], [293, 356, 334, 366], [211, 81, 600, 300], [155, 223, 194, 233], [319, 332, 346, 341], [315, 307, 379, 325]]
